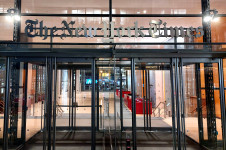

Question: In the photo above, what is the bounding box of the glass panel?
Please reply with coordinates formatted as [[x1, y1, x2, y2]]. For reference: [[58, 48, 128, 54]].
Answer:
[[22, 0, 109, 14], [113, 17, 202, 28], [0, 0, 14, 13], [0, 57, 6, 150], [112, 0, 202, 14], [0, 17, 14, 41], [135, 61, 172, 129], [8, 62, 25, 148], [183, 64, 199, 143], [113, 17, 203, 46], [183, 62, 222, 149], [56, 62, 92, 128], [212, 17, 226, 46], [210, 0, 226, 14], [20, 17, 109, 44], [26, 63, 46, 141]]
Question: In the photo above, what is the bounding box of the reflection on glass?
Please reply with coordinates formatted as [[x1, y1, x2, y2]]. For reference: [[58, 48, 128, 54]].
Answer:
[[0, 58, 6, 150], [183, 62, 222, 148], [134, 62, 172, 128], [26, 63, 45, 141], [113, 0, 201, 14], [183, 64, 199, 142], [56, 63, 92, 127], [210, 0, 226, 14]]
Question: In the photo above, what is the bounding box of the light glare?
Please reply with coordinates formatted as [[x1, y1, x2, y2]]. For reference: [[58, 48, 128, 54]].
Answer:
[[213, 17, 219, 22], [204, 16, 212, 22], [14, 15, 20, 21]]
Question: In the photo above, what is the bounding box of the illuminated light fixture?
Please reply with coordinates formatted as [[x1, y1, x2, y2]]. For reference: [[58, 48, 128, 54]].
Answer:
[[204, 16, 212, 22], [213, 17, 219, 22], [6, 8, 20, 22], [204, 9, 219, 23], [14, 15, 20, 21], [143, 10, 147, 14]]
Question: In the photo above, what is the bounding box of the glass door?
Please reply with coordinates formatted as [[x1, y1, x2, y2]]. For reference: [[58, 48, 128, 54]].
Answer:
[[0, 57, 6, 150], [4, 57, 47, 149], [182, 58, 225, 149]]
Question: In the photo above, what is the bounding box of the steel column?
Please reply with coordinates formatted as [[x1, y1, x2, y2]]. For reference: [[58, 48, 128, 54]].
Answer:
[[145, 69, 149, 130], [179, 59, 186, 149], [195, 63, 204, 144], [175, 58, 181, 149], [204, 63, 217, 148], [120, 66, 123, 131], [47, 58, 53, 150], [43, 58, 48, 150], [170, 58, 177, 150], [13, 0, 21, 42], [218, 59, 226, 149], [142, 69, 146, 130], [96, 67, 99, 130], [69, 69, 71, 129], [72, 69, 76, 128], [201, 0, 211, 49], [147, 70, 151, 130], [131, 58, 137, 150], [21, 62, 28, 143], [3, 57, 11, 150], [52, 57, 57, 150], [91, 58, 96, 150]]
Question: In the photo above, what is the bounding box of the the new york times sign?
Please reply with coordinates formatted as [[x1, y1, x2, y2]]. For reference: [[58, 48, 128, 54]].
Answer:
[[25, 19, 204, 42]]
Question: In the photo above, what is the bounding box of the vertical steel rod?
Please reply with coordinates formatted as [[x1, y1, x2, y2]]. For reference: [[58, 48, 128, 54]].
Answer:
[[179, 59, 186, 149], [3, 57, 11, 150], [74, 70, 76, 127], [131, 58, 137, 150], [97, 67, 99, 131], [52, 57, 57, 150], [147, 70, 151, 130], [145, 69, 149, 130], [69, 69, 71, 129], [218, 59, 226, 149], [22, 62, 28, 143], [142, 69, 146, 130], [120, 66, 123, 131], [71, 69, 74, 128], [175, 58, 181, 149], [43, 57, 48, 150], [47, 58, 53, 150], [195, 63, 204, 144], [91, 58, 96, 150], [170, 58, 177, 150]]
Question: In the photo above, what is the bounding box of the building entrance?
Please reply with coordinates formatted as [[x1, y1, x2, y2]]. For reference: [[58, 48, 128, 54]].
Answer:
[[0, 57, 225, 150]]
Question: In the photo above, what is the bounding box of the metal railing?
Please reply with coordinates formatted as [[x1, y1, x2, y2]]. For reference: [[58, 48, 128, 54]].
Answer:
[[152, 101, 167, 118]]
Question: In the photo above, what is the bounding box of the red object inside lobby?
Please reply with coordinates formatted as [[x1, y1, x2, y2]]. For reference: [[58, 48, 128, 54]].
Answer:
[[116, 89, 152, 114]]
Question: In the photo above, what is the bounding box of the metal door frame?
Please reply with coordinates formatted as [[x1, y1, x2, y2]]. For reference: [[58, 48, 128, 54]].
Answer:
[[181, 58, 226, 149]]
